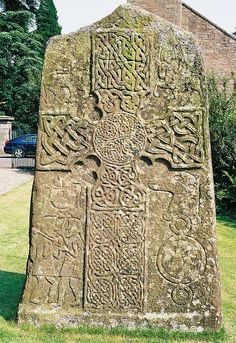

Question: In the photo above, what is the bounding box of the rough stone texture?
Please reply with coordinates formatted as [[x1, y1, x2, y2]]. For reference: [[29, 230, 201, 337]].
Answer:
[[18, 5, 222, 332], [127, 0, 236, 76]]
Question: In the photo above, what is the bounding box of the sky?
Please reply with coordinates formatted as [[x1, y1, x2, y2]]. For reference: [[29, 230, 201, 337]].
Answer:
[[54, 0, 236, 36]]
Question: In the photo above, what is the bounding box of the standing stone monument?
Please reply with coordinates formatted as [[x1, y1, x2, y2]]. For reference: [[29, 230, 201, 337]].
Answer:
[[18, 5, 222, 331]]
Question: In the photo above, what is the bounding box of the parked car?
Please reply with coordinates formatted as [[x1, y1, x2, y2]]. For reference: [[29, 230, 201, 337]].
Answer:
[[4, 134, 37, 158]]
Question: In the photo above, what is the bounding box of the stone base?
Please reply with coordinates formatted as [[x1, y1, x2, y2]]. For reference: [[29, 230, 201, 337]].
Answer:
[[18, 304, 221, 332]]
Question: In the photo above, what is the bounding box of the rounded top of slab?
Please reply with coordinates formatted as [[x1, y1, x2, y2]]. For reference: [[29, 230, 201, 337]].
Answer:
[[47, 3, 198, 52]]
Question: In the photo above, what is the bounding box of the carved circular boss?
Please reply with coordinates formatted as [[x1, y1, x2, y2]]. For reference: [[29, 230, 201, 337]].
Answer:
[[93, 113, 146, 165]]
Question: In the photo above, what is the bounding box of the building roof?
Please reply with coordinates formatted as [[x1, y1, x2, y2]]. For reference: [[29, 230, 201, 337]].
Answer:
[[182, 2, 236, 42]]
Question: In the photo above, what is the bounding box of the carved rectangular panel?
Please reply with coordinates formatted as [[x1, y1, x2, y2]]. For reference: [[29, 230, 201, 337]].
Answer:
[[37, 114, 93, 170], [86, 210, 145, 310], [85, 162, 147, 310], [92, 31, 150, 93], [146, 108, 206, 168]]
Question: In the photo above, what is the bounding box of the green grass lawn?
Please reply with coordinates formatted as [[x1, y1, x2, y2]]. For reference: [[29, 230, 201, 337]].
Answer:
[[0, 181, 235, 343]]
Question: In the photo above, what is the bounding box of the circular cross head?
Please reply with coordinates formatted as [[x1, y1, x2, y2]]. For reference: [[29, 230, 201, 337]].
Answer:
[[93, 113, 146, 165]]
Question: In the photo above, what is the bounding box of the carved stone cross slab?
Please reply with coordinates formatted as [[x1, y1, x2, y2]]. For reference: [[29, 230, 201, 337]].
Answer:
[[18, 5, 222, 332]]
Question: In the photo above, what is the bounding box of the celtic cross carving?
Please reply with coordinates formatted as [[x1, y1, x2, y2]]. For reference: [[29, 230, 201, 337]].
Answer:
[[18, 6, 222, 332], [35, 30, 207, 311]]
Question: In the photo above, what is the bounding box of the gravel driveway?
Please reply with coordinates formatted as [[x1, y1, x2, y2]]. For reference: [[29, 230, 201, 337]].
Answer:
[[0, 169, 34, 196]]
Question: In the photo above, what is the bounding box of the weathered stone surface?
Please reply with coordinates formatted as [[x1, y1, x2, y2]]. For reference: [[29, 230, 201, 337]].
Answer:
[[18, 5, 222, 332]]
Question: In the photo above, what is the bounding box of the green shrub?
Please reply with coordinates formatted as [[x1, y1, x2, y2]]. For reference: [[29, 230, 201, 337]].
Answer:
[[208, 74, 236, 217]]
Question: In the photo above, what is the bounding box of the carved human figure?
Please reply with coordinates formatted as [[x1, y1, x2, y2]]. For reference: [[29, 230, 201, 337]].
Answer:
[[57, 217, 83, 306], [29, 227, 58, 304]]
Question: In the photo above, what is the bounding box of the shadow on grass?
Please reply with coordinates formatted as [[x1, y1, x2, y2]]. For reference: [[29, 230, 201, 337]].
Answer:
[[217, 215, 236, 230], [0, 270, 26, 320]]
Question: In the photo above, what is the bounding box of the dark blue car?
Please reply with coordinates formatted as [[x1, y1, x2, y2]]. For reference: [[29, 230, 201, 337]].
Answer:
[[4, 134, 37, 158]]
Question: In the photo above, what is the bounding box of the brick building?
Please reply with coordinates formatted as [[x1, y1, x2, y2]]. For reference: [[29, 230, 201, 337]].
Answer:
[[128, 0, 236, 76]]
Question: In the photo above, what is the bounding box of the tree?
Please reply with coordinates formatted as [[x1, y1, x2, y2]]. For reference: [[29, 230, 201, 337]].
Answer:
[[208, 75, 236, 216], [0, 0, 61, 131], [0, 8, 44, 131], [0, 0, 38, 13], [36, 0, 61, 46]]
